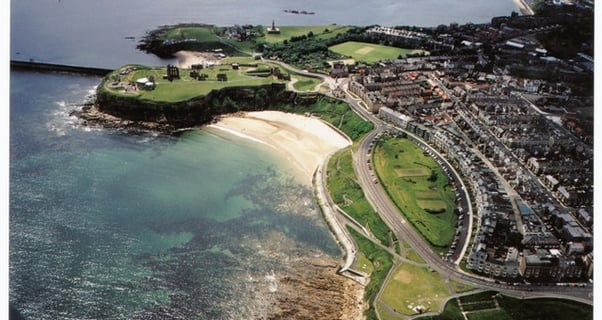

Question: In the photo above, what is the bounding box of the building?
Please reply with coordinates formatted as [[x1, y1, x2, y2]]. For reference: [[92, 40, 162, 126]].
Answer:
[[267, 20, 280, 34]]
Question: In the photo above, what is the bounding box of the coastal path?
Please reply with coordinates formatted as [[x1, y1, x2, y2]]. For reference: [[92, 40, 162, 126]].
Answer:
[[337, 79, 593, 305]]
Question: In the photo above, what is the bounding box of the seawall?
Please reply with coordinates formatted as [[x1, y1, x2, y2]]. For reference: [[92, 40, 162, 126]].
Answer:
[[10, 60, 113, 76]]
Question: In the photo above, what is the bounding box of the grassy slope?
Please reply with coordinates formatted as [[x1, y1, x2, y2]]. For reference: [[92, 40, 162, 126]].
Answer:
[[327, 149, 392, 247], [373, 137, 456, 248], [329, 41, 414, 64], [263, 25, 351, 43], [380, 263, 451, 316], [348, 227, 394, 320]]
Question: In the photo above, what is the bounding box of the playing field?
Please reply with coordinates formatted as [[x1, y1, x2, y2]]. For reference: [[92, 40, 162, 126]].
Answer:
[[329, 41, 413, 63], [374, 137, 457, 247], [380, 263, 450, 316]]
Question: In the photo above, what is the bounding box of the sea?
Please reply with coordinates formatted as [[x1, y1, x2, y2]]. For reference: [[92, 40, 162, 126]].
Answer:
[[9, 1, 517, 319]]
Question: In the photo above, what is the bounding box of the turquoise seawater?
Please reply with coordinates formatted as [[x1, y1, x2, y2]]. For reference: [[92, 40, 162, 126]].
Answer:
[[10, 71, 340, 319]]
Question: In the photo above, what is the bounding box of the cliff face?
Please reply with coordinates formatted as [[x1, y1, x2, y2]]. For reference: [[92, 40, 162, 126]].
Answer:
[[90, 83, 319, 131]]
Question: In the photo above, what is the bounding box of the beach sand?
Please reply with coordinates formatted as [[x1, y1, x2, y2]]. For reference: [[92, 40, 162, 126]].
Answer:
[[206, 111, 363, 319], [207, 111, 352, 183], [173, 50, 222, 68]]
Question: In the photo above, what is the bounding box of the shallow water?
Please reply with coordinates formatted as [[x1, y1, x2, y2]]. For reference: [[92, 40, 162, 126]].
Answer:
[[10, 70, 340, 319]]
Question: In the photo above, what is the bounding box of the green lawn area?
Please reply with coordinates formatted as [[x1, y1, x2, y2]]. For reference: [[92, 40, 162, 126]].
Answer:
[[329, 41, 414, 64], [448, 280, 475, 294], [348, 227, 394, 320], [159, 26, 220, 42], [380, 263, 451, 316], [354, 251, 375, 274], [103, 64, 282, 102], [263, 25, 351, 43], [292, 76, 322, 91], [299, 99, 373, 141], [405, 249, 426, 264], [416, 292, 593, 320], [373, 136, 457, 248], [326, 149, 392, 247]]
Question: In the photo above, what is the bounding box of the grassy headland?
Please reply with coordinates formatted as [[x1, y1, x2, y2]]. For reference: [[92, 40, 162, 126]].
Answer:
[[101, 64, 283, 103]]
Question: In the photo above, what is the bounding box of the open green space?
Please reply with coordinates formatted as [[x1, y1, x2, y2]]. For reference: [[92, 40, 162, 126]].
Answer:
[[263, 25, 351, 43], [292, 77, 321, 91], [416, 291, 593, 320], [327, 149, 392, 247], [373, 136, 456, 248], [380, 263, 451, 316], [405, 249, 426, 264], [329, 41, 414, 64], [298, 100, 373, 141], [348, 227, 394, 320], [354, 251, 375, 274], [102, 64, 282, 102], [159, 26, 220, 42], [448, 280, 475, 294]]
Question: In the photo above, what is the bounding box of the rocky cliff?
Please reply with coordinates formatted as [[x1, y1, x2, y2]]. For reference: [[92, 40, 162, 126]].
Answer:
[[76, 83, 322, 132]]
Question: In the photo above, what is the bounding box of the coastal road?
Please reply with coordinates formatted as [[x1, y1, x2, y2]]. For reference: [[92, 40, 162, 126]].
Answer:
[[339, 85, 593, 304], [260, 59, 592, 303]]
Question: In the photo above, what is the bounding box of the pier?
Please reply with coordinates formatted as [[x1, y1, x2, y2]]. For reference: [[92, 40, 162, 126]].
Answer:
[[10, 60, 113, 76]]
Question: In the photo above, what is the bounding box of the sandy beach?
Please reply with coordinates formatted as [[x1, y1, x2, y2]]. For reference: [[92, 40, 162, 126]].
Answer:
[[207, 111, 352, 183], [173, 50, 222, 68]]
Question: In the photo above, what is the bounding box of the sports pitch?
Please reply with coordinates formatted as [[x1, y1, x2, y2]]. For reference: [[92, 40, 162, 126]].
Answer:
[[329, 41, 413, 63]]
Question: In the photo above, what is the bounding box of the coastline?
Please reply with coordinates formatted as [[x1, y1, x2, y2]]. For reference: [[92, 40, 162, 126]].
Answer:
[[206, 111, 352, 184], [205, 111, 364, 319]]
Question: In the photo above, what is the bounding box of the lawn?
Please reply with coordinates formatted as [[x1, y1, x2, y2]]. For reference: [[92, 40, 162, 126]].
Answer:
[[263, 25, 351, 43], [373, 136, 457, 248], [348, 227, 394, 320], [329, 41, 414, 64], [380, 263, 451, 316], [292, 77, 321, 91], [103, 64, 282, 102], [326, 149, 392, 247], [160, 26, 220, 42], [405, 249, 425, 264], [417, 292, 594, 320]]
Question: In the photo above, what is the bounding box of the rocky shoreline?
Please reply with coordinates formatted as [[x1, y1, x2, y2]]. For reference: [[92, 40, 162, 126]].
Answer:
[[70, 104, 179, 133]]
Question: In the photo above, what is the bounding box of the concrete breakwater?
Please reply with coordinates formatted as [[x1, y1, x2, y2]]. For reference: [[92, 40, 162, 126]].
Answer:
[[10, 60, 113, 76]]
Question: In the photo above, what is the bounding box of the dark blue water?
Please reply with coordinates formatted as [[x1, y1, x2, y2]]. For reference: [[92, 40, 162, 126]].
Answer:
[[10, 71, 340, 319], [10, 1, 519, 318], [11, 0, 517, 68]]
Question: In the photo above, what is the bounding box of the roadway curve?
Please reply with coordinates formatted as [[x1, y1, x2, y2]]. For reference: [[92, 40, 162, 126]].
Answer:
[[267, 60, 592, 304], [340, 87, 593, 305]]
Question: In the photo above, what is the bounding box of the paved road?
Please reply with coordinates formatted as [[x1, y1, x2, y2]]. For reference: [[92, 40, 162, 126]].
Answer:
[[339, 87, 593, 305], [263, 61, 593, 304]]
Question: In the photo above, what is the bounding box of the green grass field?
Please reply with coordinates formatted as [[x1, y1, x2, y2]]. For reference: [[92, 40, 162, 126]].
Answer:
[[103, 64, 282, 102], [348, 227, 394, 320], [160, 26, 220, 42], [373, 136, 456, 248], [417, 292, 593, 320], [380, 263, 451, 316], [329, 41, 414, 64], [327, 149, 392, 247], [263, 25, 351, 43]]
